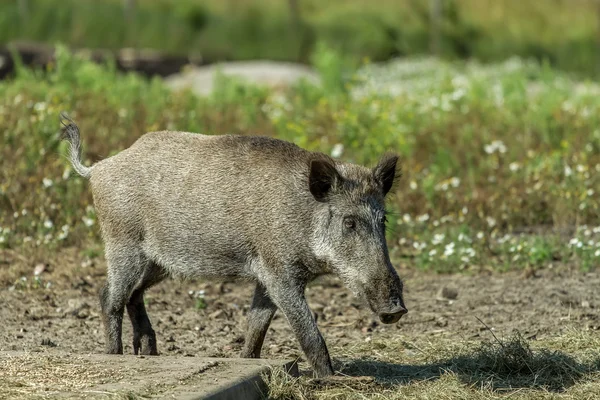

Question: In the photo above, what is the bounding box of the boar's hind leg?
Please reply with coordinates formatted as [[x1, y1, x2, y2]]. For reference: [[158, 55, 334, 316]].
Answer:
[[268, 280, 334, 377], [241, 282, 277, 358], [126, 264, 164, 355], [100, 245, 148, 355]]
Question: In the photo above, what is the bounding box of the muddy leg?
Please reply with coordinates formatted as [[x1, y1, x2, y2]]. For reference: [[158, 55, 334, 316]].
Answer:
[[126, 289, 158, 355], [241, 282, 277, 358]]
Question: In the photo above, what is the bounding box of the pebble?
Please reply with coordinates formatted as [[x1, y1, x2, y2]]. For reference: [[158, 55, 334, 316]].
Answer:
[[438, 286, 459, 300]]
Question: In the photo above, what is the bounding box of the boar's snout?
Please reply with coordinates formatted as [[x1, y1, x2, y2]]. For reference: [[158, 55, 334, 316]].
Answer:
[[361, 265, 407, 325], [379, 305, 408, 324]]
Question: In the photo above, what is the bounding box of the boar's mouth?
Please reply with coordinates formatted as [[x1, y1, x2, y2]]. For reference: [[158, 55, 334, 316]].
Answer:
[[378, 306, 408, 324]]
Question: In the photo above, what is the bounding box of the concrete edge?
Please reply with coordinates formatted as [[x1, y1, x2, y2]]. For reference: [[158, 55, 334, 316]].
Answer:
[[200, 360, 299, 400]]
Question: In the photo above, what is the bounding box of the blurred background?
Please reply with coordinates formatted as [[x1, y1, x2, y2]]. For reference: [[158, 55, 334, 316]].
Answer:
[[2, 0, 600, 76]]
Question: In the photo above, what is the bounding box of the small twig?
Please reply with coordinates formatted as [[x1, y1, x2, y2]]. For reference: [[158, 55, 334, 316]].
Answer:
[[83, 390, 117, 396], [475, 316, 504, 348], [403, 340, 425, 354]]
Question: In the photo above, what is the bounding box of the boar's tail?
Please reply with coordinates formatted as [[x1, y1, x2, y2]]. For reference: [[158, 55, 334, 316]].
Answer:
[[59, 112, 92, 179]]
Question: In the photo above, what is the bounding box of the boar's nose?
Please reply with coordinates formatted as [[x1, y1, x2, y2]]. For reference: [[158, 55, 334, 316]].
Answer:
[[379, 306, 408, 324]]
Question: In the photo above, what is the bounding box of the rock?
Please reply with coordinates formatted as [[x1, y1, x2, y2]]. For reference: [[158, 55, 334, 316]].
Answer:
[[165, 61, 321, 97], [34, 263, 47, 276], [65, 299, 90, 319], [25, 306, 48, 321], [437, 286, 459, 300]]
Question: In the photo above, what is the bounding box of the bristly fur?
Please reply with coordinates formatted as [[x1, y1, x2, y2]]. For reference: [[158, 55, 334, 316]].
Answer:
[[60, 112, 91, 179]]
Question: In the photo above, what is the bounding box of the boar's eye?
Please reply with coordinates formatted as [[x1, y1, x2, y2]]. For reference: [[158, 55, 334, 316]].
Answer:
[[344, 217, 356, 230]]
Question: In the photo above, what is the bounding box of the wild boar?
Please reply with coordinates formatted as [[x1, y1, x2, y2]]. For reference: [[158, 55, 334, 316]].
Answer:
[[60, 112, 407, 377]]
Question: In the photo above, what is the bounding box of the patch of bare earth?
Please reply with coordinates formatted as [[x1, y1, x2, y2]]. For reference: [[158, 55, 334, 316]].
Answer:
[[1, 247, 599, 398]]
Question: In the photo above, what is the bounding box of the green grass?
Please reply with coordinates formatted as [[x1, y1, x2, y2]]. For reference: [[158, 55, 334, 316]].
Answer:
[[1, 46, 599, 272], [2, 0, 600, 77], [267, 331, 600, 399]]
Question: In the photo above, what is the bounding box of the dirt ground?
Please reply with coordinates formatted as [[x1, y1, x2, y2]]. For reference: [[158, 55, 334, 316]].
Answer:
[[1, 247, 598, 366]]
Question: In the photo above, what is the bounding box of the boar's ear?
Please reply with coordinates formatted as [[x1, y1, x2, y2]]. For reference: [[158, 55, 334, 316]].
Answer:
[[373, 153, 400, 196], [309, 158, 341, 202]]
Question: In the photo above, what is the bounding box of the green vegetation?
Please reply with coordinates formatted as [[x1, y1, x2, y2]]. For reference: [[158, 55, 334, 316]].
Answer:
[[1, 46, 599, 273], [267, 331, 600, 399], [2, 0, 600, 77]]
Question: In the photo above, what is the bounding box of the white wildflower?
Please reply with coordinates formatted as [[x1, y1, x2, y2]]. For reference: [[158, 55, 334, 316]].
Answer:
[[458, 233, 472, 243], [82, 217, 95, 227], [33, 102, 47, 112], [417, 213, 430, 223], [484, 140, 507, 155], [462, 248, 476, 258], [444, 242, 455, 257], [413, 241, 426, 251], [331, 144, 344, 158], [432, 234, 445, 245], [564, 165, 573, 177]]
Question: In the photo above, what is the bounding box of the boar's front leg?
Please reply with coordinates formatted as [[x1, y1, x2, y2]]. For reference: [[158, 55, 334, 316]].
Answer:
[[241, 282, 277, 358], [267, 278, 334, 377]]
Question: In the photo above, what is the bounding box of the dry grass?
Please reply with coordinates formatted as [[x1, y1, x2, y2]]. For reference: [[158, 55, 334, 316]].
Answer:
[[267, 330, 600, 399], [0, 353, 133, 399]]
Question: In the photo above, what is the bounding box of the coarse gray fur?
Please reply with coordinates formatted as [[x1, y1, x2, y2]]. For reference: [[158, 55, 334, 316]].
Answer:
[[59, 112, 407, 377]]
